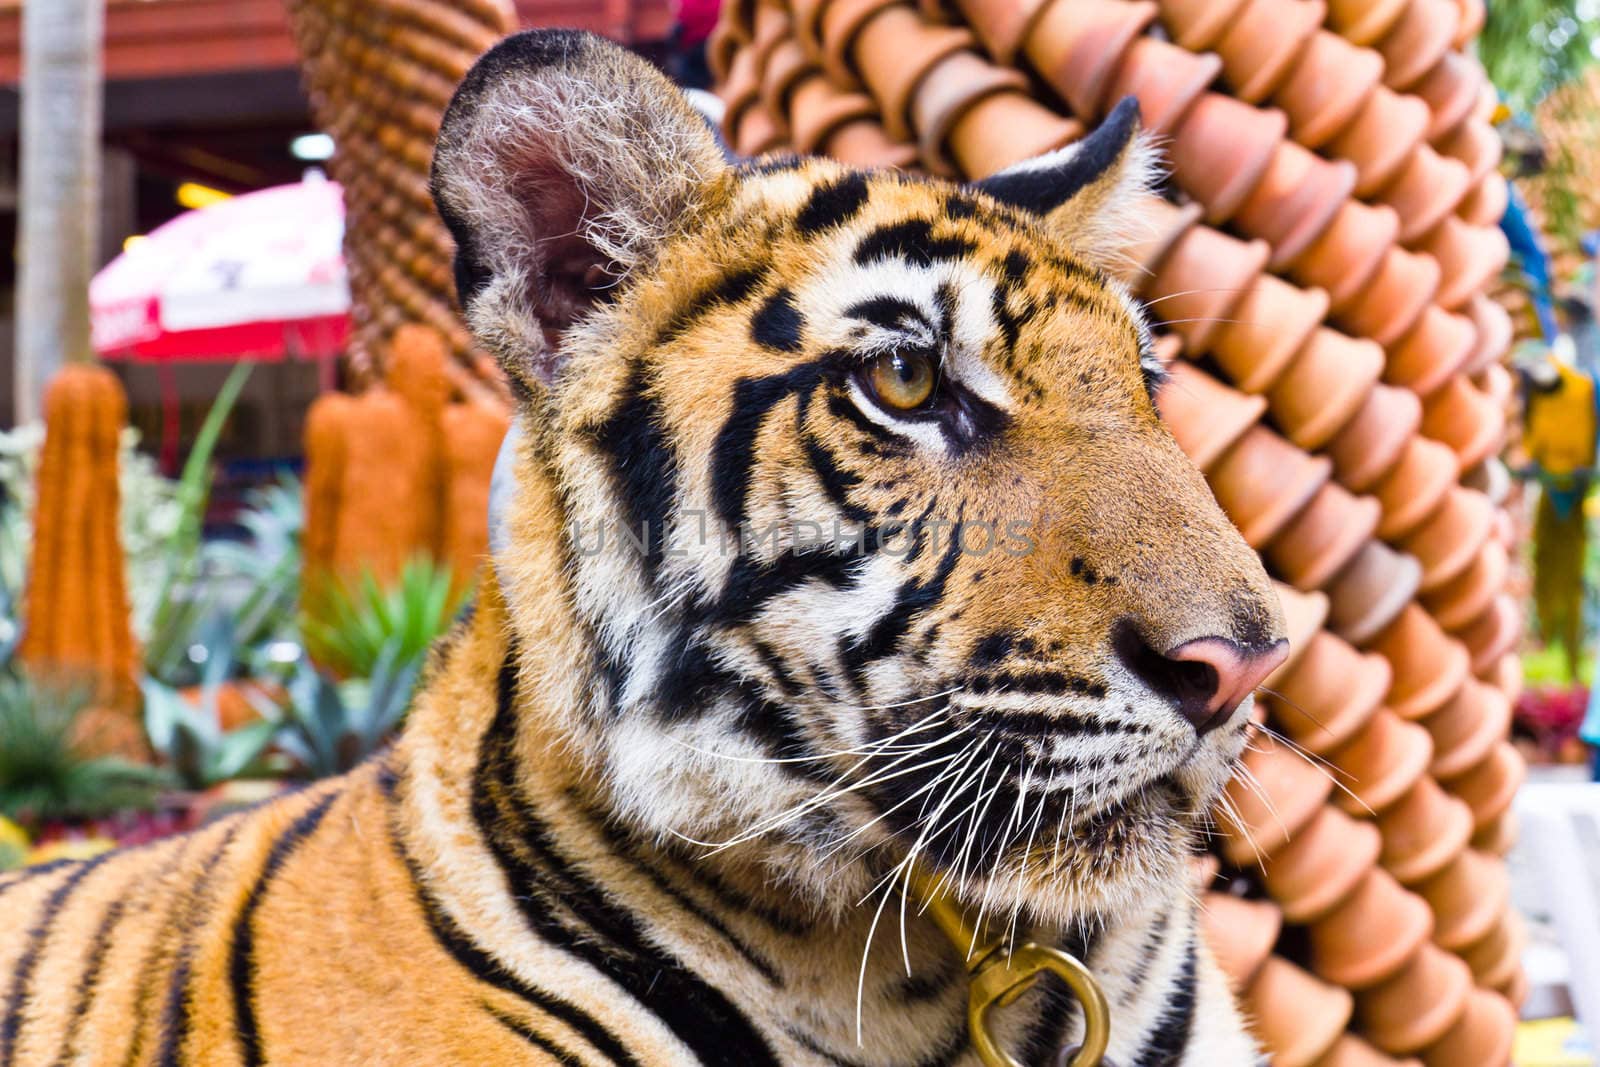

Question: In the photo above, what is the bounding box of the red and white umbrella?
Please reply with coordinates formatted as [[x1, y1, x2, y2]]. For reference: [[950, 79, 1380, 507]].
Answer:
[[91, 175, 350, 362]]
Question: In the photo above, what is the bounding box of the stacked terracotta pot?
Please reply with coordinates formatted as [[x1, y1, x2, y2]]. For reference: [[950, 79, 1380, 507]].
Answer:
[[284, 0, 513, 395], [711, 0, 1525, 1062]]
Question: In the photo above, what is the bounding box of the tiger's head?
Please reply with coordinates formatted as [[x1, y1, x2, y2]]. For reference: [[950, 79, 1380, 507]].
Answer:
[[433, 30, 1287, 929]]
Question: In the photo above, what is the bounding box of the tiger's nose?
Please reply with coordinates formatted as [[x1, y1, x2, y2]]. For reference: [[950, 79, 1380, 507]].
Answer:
[[1113, 622, 1289, 735]]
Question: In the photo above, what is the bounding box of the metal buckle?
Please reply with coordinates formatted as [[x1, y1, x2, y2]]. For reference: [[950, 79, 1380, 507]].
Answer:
[[903, 862, 1111, 1067]]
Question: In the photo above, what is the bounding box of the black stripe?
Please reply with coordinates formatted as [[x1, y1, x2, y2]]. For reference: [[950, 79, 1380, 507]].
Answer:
[[484, 1002, 584, 1065], [658, 264, 770, 344], [709, 358, 835, 528], [751, 288, 805, 352], [378, 762, 642, 1067], [794, 173, 870, 235], [1130, 934, 1197, 1067], [841, 512, 965, 682], [474, 660, 780, 1066], [230, 792, 338, 1067], [589, 361, 677, 578], [0, 854, 111, 1061], [854, 219, 977, 267], [843, 295, 929, 334], [801, 435, 869, 522], [49, 895, 126, 1067], [156, 824, 243, 1067]]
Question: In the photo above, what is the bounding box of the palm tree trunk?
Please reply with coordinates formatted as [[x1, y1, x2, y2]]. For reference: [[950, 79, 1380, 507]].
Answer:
[[14, 0, 105, 426]]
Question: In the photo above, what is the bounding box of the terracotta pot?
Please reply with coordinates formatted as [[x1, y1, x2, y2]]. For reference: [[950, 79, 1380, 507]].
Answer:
[[1421, 989, 1515, 1067], [1326, 539, 1422, 645], [1022, 0, 1156, 118], [1327, 0, 1409, 45], [854, 6, 976, 141], [1454, 0, 1487, 43], [824, 118, 921, 169], [1501, 967, 1529, 1010], [1244, 956, 1354, 1067], [1374, 437, 1459, 541], [1418, 216, 1511, 312], [1476, 361, 1516, 411], [1144, 225, 1271, 353], [1416, 52, 1485, 143], [721, 47, 762, 132], [1235, 142, 1359, 268], [1289, 199, 1399, 310], [818, 0, 901, 87], [1218, 732, 1334, 864], [1460, 171, 1510, 229], [1462, 910, 1524, 990], [1309, 867, 1433, 988], [789, 0, 828, 59], [789, 74, 879, 154], [1376, 0, 1459, 91], [707, 17, 745, 84], [1418, 848, 1507, 951], [946, 92, 1081, 177], [1104, 35, 1224, 137], [1201, 892, 1281, 989], [1489, 651, 1522, 705], [1329, 384, 1422, 492], [735, 102, 788, 157], [1266, 328, 1384, 450], [1266, 629, 1390, 755], [1421, 377, 1504, 473], [1335, 245, 1441, 346], [1473, 807, 1517, 856], [1459, 594, 1520, 676], [910, 50, 1030, 175], [1156, 362, 1267, 471], [1311, 1035, 1423, 1067], [1266, 482, 1382, 590], [1379, 775, 1474, 884], [952, 0, 1053, 65], [1421, 539, 1508, 632], [1272, 32, 1382, 148], [1383, 305, 1476, 398], [1331, 709, 1433, 814], [1400, 486, 1494, 593], [1356, 943, 1472, 1054], [1268, 583, 1331, 680], [1330, 89, 1434, 195], [1207, 425, 1332, 548], [1447, 741, 1524, 831], [1423, 679, 1511, 780], [1170, 93, 1288, 224], [1263, 803, 1382, 922], [752, 2, 793, 69], [760, 39, 812, 125], [1437, 118, 1504, 186], [1208, 275, 1329, 393], [1213, 0, 1326, 104], [1370, 603, 1472, 721], [1156, 0, 1249, 50], [1377, 146, 1472, 243]]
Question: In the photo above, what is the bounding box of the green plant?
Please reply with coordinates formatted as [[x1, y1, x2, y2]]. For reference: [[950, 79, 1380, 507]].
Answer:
[[1480, 0, 1600, 115], [202, 471, 305, 671], [141, 615, 278, 789], [302, 555, 466, 677], [140, 361, 254, 687], [273, 639, 421, 778], [0, 671, 167, 823]]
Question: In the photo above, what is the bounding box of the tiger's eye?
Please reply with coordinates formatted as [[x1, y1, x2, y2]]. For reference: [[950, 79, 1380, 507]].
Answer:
[[869, 351, 936, 411]]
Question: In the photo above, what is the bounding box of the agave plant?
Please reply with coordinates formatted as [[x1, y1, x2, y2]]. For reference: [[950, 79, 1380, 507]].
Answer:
[[273, 639, 421, 779], [301, 556, 466, 678], [141, 615, 279, 790], [202, 471, 304, 672], [0, 672, 168, 824]]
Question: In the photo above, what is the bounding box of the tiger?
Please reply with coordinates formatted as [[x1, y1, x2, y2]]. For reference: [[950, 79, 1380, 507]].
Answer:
[[0, 28, 1291, 1066]]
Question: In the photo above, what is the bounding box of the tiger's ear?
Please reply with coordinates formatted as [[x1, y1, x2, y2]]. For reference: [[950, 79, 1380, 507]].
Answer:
[[968, 97, 1159, 270], [431, 29, 730, 393]]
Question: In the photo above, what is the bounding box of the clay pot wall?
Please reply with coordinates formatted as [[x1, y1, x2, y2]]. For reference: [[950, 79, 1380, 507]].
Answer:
[[712, 0, 1522, 1061], [283, 0, 514, 400]]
